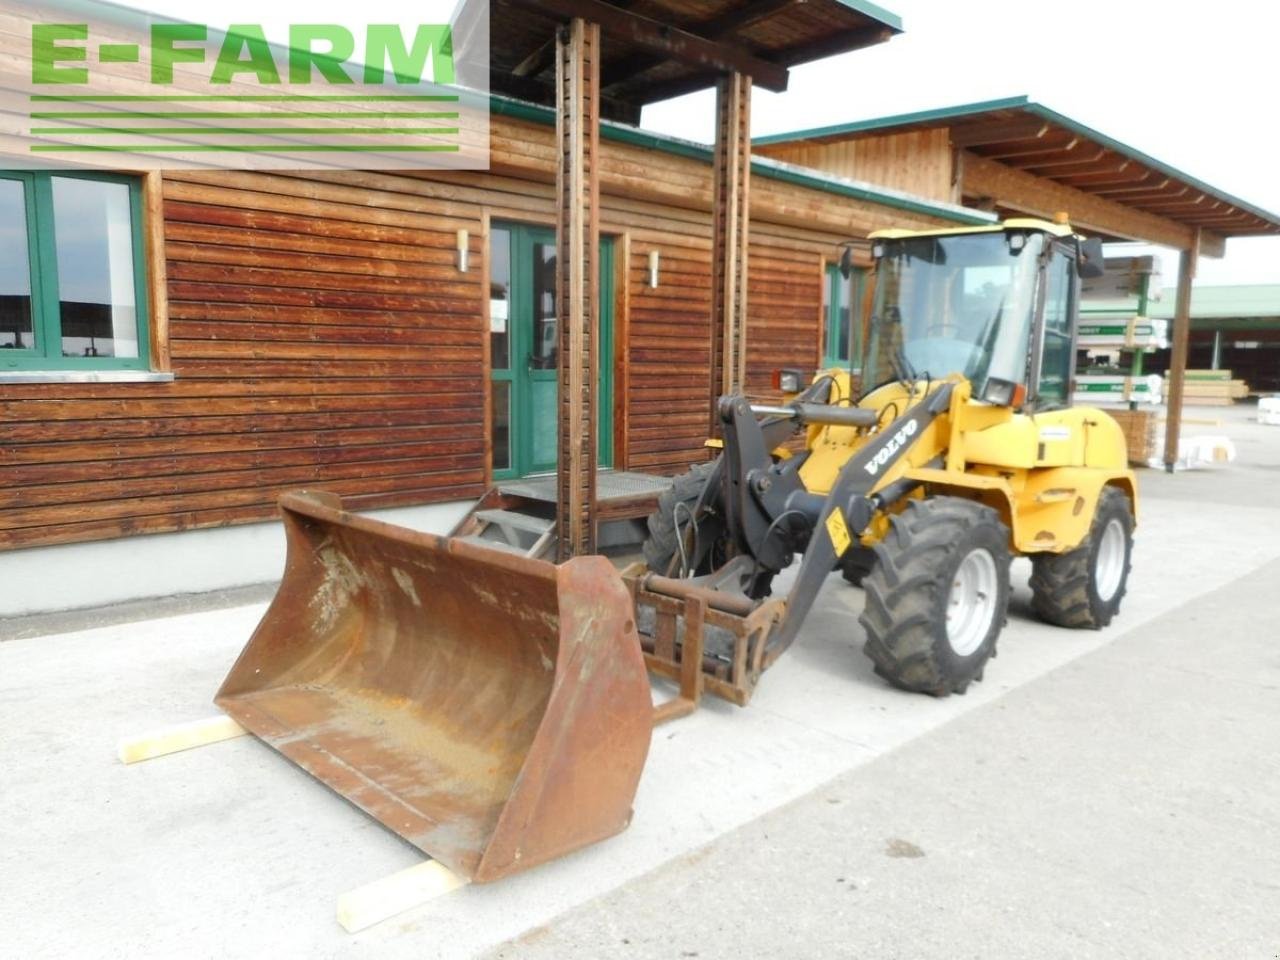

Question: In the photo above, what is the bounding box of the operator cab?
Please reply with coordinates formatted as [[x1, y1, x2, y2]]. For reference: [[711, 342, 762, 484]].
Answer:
[[849, 219, 1104, 411]]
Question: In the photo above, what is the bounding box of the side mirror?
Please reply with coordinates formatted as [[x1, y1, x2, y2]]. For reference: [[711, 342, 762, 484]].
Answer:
[[1077, 236, 1105, 279], [839, 245, 854, 280]]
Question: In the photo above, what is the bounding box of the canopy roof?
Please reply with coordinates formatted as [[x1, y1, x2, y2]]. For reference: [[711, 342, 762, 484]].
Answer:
[[754, 96, 1280, 239], [478, 0, 903, 124]]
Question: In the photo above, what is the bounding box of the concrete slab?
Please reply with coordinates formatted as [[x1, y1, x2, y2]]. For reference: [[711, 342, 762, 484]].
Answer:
[[2, 402, 1276, 958]]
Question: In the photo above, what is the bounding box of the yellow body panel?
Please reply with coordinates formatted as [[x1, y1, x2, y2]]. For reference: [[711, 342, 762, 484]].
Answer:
[[795, 373, 1138, 556]]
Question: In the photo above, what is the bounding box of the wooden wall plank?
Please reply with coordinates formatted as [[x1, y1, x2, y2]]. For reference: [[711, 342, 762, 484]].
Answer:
[[1, 112, 962, 550]]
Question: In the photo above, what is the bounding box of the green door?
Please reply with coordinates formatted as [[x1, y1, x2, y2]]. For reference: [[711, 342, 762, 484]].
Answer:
[[489, 224, 613, 480]]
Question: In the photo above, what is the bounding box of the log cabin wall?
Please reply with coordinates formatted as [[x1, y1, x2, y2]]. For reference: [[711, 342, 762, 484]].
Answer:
[[0, 110, 963, 551], [755, 129, 954, 203]]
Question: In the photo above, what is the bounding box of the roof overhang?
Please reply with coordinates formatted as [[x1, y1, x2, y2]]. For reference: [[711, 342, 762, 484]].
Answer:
[[754, 96, 1280, 248], [478, 0, 903, 125]]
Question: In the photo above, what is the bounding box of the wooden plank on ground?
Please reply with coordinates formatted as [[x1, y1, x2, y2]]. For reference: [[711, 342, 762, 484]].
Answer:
[[117, 714, 246, 764], [336, 860, 468, 933]]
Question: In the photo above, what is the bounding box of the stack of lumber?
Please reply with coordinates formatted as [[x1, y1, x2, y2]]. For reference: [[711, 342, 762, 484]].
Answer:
[[1179, 370, 1250, 406], [1077, 316, 1169, 351], [1099, 408, 1160, 465], [1074, 373, 1163, 406]]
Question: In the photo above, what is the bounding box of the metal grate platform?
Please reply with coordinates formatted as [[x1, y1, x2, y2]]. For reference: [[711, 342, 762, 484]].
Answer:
[[497, 470, 673, 504]]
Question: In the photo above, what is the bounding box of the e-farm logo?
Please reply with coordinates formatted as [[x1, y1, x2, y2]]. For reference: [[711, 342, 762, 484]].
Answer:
[[31, 23, 455, 87], [10, 2, 487, 169]]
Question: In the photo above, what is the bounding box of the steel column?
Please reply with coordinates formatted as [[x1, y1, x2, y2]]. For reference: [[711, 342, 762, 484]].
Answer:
[[555, 18, 601, 559], [1163, 233, 1199, 472], [709, 71, 752, 430]]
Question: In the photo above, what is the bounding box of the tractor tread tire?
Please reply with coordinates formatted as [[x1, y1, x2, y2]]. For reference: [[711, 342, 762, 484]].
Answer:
[[860, 497, 1011, 697], [643, 462, 717, 575], [1030, 486, 1133, 630]]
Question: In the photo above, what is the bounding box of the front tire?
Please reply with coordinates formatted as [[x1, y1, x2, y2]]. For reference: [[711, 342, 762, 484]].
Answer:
[[860, 497, 1011, 696], [1030, 486, 1133, 629], [642, 462, 726, 576]]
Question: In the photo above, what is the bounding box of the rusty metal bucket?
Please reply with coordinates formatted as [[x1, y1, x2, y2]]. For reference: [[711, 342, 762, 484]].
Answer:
[[215, 491, 653, 883]]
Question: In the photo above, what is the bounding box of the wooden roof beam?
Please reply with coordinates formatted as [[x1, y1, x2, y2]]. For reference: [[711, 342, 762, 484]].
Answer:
[[1016, 148, 1112, 172], [979, 136, 1081, 163], [600, 0, 800, 89], [961, 151, 1195, 251], [512, 38, 557, 78], [1056, 172, 1159, 192], [508, 0, 791, 90], [1087, 177, 1174, 196], [949, 117, 1052, 147], [1094, 185, 1191, 204], [768, 22, 896, 63], [1137, 195, 1219, 213]]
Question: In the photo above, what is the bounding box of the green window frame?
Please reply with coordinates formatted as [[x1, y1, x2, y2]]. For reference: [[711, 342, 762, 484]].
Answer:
[[0, 170, 151, 372], [823, 262, 866, 371], [488, 222, 614, 481]]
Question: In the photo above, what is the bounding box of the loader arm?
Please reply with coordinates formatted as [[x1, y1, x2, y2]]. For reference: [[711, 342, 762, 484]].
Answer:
[[761, 382, 956, 665]]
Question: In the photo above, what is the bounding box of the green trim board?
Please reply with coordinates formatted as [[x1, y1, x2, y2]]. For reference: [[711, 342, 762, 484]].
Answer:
[[752, 96, 1033, 147], [489, 96, 995, 227], [0, 170, 151, 372], [831, 0, 903, 33], [751, 95, 1280, 232]]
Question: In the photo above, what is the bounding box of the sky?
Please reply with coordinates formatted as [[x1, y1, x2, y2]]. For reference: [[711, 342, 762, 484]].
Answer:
[[641, 0, 1280, 290], [125, 0, 1280, 288]]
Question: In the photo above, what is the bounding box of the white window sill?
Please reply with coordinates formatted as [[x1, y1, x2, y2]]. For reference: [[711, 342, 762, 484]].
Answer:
[[0, 370, 175, 385]]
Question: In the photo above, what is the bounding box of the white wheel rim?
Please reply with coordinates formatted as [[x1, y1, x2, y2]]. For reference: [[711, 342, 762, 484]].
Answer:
[[1095, 518, 1127, 602], [946, 548, 999, 657]]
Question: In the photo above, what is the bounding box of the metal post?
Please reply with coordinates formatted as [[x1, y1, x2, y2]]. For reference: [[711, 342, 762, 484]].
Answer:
[[1211, 329, 1222, 370], [554, 18, 600, 558], [709, 71, 752, 430], [1163, 234, 1199, 473]]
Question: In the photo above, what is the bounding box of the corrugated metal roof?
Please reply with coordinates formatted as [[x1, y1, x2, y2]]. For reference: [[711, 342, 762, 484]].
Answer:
[[1085, 285, 1280, 320], [753, 96, 1280, 239]]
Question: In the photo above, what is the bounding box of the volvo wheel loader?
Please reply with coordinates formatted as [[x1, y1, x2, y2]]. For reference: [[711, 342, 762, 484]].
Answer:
[[215, 217, 1136, 883]]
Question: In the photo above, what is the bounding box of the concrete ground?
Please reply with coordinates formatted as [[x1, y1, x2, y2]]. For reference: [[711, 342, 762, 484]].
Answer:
[[3, 404, 1278, 959]]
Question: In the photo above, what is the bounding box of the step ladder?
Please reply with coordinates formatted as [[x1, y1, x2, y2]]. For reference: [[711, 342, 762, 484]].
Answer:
[[450, 490, 559, 560], [458, 508, 557, 559]]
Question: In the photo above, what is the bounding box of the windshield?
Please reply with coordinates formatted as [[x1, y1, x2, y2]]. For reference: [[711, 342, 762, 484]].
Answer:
[[862, 231, 1044, 396]]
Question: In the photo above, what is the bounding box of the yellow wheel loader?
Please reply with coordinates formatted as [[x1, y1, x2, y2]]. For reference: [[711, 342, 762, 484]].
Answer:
[[636, 217, 1137, 701], [215, 217, 1136, 883]]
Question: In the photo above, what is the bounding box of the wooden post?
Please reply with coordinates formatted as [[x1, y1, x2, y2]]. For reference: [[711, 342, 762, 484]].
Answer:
[[555, 18, 601, 559], [709, 71, 752, 429], [1163, 232, 1199, 472]]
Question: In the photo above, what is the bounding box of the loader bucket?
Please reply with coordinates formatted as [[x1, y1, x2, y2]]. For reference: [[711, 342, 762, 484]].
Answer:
[[215, 491, 653, 883]]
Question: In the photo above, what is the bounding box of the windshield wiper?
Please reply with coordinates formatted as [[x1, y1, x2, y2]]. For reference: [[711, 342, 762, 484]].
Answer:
[[893, 346, 919, 386]]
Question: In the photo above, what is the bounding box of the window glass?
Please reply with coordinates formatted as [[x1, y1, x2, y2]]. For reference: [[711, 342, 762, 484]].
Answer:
[[489, 227, 511, 369], [0, 179, 35, 351], [51, 176, 139, 359], [1039, 250, 1074, 405], [865, 232, 1043, 396], [531, 242, 557, 369], [832, 271, 852, 362]]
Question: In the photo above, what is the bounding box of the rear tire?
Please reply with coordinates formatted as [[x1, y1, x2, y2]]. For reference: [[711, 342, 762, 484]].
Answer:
[[860, 497, 1011, 696], [642, 462, 725, 576], [1030, 486, 1133, 629]]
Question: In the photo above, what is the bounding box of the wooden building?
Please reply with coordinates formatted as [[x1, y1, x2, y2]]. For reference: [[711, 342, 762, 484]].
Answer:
[[5, 9, 1279, 615], [0, 99, 988, 555], [755, 95, 1280, 466]]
